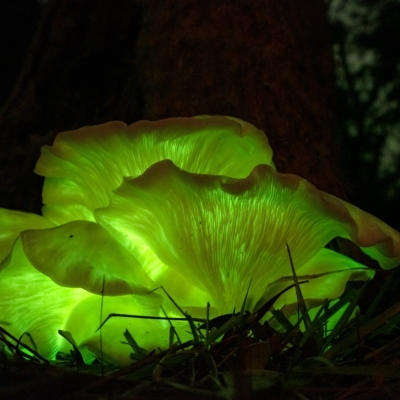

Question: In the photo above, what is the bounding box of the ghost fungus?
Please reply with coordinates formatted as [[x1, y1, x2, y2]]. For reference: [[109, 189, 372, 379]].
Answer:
[[0, 208, 53, 267], [20, 221, 154, 295], [1, 115, 400, 365], [35, 116, 274, 225], [320, 191, 400, 269], [60, 294, 172, 365], [0, 238, 90, 359], [0, 116, 276, 362], [96, 160, 398, 318], [262, 247, 375, 313]]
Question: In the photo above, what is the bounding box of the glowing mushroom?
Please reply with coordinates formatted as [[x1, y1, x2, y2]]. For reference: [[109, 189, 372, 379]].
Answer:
[[95, 160, 399, 318], [0, 116, 274, 363], [0, 116, 399, 365], [35, 116, 274, 225]]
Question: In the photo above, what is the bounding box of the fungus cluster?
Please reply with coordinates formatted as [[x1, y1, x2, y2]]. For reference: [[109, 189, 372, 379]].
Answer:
[[1, 116, 400, 365]]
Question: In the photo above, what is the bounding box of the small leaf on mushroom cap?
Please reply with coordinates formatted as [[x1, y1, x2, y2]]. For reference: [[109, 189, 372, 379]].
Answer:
[[35, 116, 274, 225], [21, 221, 154, 295]]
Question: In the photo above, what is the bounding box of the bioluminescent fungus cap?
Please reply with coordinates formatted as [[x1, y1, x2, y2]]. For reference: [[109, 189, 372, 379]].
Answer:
[[0, 208, 53, 266], [1, 116, 400, 365], [95, 160, 399, 316], [35, 116, 274, 225], [20, 221, 154, 295], [320, 191, 400, 269], [0, 238, 90, 359]]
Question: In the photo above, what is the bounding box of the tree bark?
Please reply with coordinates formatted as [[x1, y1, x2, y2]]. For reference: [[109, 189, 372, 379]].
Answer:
[[136, 1, 342, 193], [0, 0, 343, 214]]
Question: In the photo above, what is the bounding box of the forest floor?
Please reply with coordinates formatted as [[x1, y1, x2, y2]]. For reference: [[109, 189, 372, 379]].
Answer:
[[2, 280, 400, 400]]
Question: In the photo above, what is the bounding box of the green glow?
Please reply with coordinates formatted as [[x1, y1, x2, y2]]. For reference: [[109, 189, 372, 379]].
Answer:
[[95, 160, 376, 316], [36, 116, 274, 225], [0, 208, 53, 263], [0, 116, 399, 365], [0, 238, 90, 359], [21, 221, 154, 295]]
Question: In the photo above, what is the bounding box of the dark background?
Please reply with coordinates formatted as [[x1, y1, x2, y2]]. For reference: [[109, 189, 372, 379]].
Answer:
[[0, 0, 399, 232], [329, 0, 400, 231]]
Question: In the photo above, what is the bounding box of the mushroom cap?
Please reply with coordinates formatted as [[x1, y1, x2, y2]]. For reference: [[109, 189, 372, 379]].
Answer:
[[1, 116, 400, 363], [0, 208, 53, 266], [96, 160, 399, 316], [61, 294, 174, 366], [35, 116, 274, 225], [0, 238, 90, 359], [20, 220, 155, 295]]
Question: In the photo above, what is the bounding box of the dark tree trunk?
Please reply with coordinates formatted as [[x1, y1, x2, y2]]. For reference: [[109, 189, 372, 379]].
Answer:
[[136, 0, 342, 194], [0, 0, 343, 214]]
